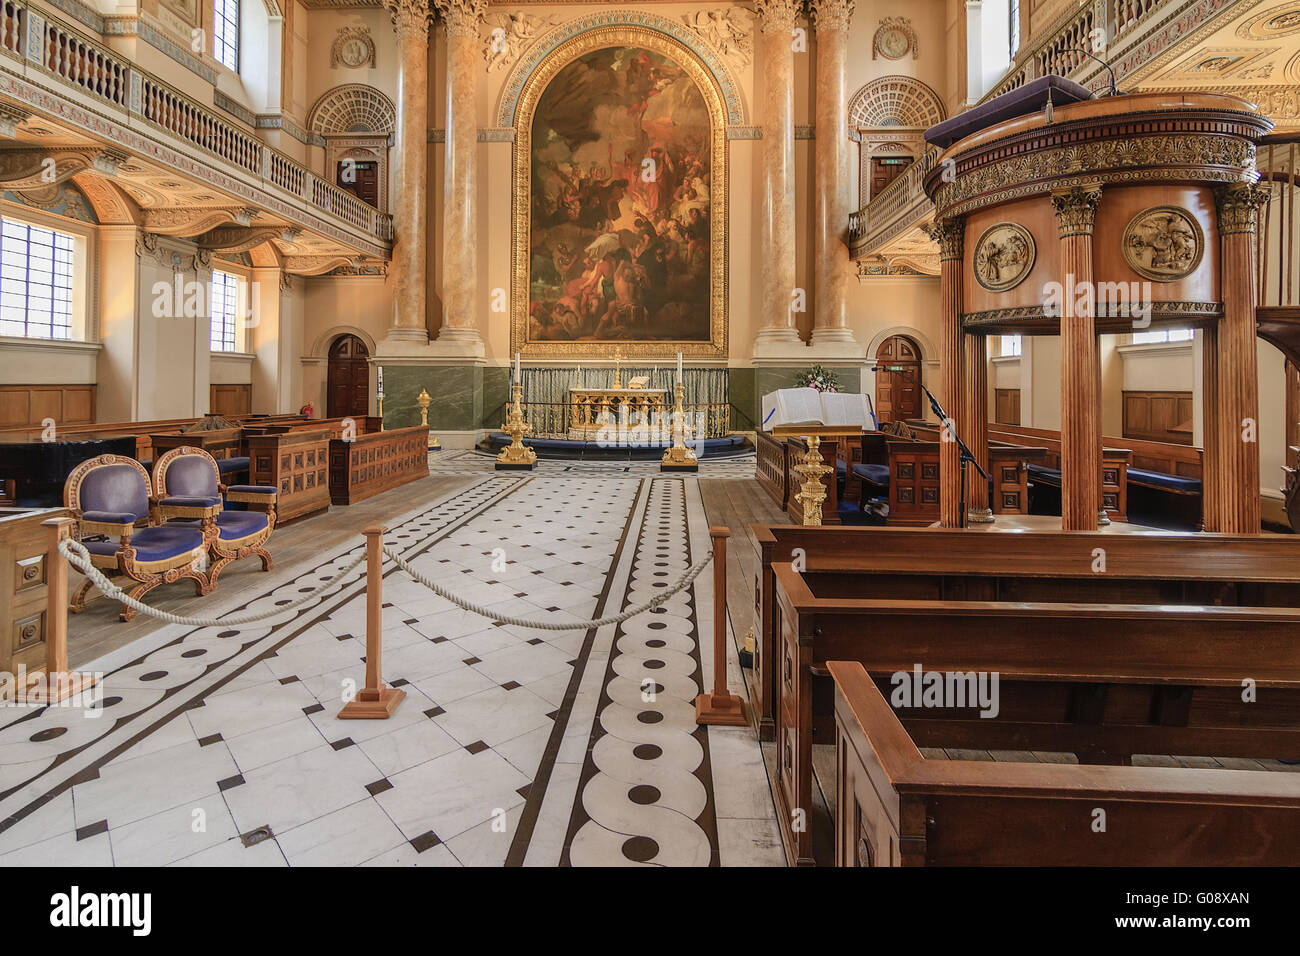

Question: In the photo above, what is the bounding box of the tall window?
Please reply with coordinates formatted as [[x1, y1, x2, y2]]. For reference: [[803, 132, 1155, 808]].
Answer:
[[1132, 329, 1194, 345], [1000, 334, 1023, 357], [1009, 0, 1021, 59], [213, 0, 239, 71], [0, 217, 76, 340], [210, 270, 241, 352]]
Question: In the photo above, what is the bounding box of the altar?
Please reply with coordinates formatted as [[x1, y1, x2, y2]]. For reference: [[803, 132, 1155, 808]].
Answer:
[[567, 387, 669, 439]]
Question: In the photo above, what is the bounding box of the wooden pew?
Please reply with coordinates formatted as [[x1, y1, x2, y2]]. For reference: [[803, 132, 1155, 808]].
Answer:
[[830, 661, 1300, 867], [329, 425, 430, 505], [750, 522, 1300, 741], [766, 535, 1300, 865], [755, 431, 789, 512]]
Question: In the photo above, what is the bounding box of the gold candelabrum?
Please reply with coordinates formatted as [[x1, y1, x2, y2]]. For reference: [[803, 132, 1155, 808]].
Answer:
[[496, 382, 537, 470], [793, 436, 831, 526], [660, 380, 698, 472], [416, 387, 441, 450]]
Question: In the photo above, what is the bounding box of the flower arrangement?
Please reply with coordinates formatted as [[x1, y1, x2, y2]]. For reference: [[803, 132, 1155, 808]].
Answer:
[[794, 365, 840, 393]]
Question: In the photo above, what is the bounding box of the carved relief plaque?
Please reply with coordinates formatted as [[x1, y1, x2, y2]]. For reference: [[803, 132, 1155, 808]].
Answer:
[[1122, 206, 1204, 281], [973, 222, 1035, 292]]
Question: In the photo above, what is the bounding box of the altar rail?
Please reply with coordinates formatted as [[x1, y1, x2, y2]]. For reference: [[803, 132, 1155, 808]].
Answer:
[[490, 401, 736, 441], [0, 0, 392, 246]]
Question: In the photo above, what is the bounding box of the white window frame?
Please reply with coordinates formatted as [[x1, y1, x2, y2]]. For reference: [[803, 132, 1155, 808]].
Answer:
[[1131, 329, 1194, 346], [213, 0, 240, 72], [0, 213, 88, 342], [999, 334, 1023, 357], [209, 269, 245, 353]]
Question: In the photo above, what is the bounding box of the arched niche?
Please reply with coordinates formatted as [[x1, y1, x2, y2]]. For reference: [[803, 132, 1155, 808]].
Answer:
[[309, 85, 396, 212], [850, 76, 947, 208]]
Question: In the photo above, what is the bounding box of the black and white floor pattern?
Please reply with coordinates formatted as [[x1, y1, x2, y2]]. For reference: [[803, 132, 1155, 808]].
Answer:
[[0, 464, 780, 866]]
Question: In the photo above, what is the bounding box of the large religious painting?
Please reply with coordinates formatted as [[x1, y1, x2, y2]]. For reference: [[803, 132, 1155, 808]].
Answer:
[[512, 30, 727, 358]]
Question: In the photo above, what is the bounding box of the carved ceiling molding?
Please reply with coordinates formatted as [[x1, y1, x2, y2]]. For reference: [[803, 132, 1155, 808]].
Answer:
[[135, 232, 213, 273], [848, 75, 946, 129], [283, 254, 356, 275], [682, 8, 755, 69], [481, 12, 564, 74], [0, 147, 113, 190], [308, 84, 397, 136], [142, 207, 251, 237], [196, 225, 294, 254]]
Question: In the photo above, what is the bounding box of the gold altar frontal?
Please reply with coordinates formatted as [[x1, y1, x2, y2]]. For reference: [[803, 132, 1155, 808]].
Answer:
[[568, 387, 669, 439]]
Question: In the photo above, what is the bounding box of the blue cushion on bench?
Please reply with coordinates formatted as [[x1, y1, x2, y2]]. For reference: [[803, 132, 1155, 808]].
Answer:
[[216, 510, 270, 540], [217, 456, 251, 474], [835, 459, 847, 477], [1027, 463, 1061, 486], [1127, 468, 1202, 493], [82, 524, 203, 563], [852, 464, 890, 487], [228, 484, 277, 495]]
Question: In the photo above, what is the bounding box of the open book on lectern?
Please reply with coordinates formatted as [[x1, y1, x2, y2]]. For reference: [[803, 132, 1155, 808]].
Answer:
[[760, 388, 872, 430]]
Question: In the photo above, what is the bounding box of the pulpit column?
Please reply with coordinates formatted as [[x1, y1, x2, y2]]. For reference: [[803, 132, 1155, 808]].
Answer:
[[1051, 182, 1103, 532], [752, 0, 802, 351], [930, 218, 966, 528], [435, 0, 485, 352], [383, 0, 432, 343], [962, 332, 991, 521], [1209, 183, 1268, 534], [809, 0, 857, 347]]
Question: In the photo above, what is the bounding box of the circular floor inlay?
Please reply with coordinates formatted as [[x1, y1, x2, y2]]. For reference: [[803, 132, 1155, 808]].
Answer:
[[636, 710, 664, 724], [30, 727, 67, 742], [621, 835, 659, 862], [139, 670, 168, 681], [647, 621, 667, 630], [180, 648, 207, 658], [218, 630, 239, 638], [643, 659, 665, 670], [646, 639, 666, 649], [628, 784, 661, 805]]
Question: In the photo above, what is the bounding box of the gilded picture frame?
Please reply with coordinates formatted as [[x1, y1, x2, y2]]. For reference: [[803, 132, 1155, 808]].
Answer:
[[510, 25, 729, 359]]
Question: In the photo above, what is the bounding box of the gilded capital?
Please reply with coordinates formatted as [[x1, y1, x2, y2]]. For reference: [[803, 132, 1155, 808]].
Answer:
[[754, 0, 802, 33], [1050, 181, 1103, 238], [809, 0, 855, 32], [383, 0, 431, 42], [926, 218, 964, 261], [435, 0, 486, 37], [1215, 182, 1269, 236]]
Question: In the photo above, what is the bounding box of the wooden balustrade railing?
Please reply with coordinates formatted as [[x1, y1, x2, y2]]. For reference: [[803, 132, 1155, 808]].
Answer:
[[0, 0, 392, 243]]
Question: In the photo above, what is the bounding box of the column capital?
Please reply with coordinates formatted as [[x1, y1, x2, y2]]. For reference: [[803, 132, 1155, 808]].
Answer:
[[926, 218, 964, 261], [383, 0, 431, 41], [435, 0, 486, 37], [754, 0, 802, 33], [1050, 181, 1103, 238], [809, 0, 855, 32], [1215, 181, 1269, 236]]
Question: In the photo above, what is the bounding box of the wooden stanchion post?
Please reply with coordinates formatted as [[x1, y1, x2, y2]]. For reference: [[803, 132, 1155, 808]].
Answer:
[[695, 527, 747, 726], [339, 525, 405, 719], [26, 517, 98, 704]]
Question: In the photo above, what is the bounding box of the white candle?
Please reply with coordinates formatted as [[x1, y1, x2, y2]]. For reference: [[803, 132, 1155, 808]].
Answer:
[[676, 352, 683, 383], [514, 352, 520, 385]]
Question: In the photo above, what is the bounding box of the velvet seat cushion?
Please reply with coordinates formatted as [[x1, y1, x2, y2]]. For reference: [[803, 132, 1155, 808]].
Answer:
[[1128, 468, 1202, 493], [79, 463, 149, 519], [164, 455, 219, 497], [82, 510, 141, 525], [228, 485, 277, 495], [852, 463, 891, 487], [215, 510, 270, 539], [1026, 463, 1062, 485], [160, 495, 222, 508], [218, 457, 251, 474], [82, 524, 203, 562]]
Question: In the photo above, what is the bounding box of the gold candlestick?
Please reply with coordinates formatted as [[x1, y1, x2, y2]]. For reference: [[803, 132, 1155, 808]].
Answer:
[[416, 387, 441, 450], [793, 436, 831, 525], [496, 382, 537, 470], [660, 381, 699, 472]]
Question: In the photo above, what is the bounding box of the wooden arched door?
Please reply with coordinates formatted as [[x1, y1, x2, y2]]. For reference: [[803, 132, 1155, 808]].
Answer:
[[874, 335, 922, 423], [327, 335, 370, 418]]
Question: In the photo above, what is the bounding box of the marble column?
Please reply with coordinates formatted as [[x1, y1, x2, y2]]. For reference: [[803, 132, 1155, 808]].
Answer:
[[752, 0, 802, 353], [1209, 183, 1268, 534], [1050, 182, 1103, 532], [434, 0, 485, 354], [383, 0, 432, 344], [809, 0, 857, 349], [929, 218, 966, 528]]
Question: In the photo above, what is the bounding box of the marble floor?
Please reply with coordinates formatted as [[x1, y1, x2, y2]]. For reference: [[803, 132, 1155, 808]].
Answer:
[[0, 456, 783, 867]]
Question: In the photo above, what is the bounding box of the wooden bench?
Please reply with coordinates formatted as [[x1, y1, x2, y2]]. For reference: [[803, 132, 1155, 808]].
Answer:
[[767, 543, 1300, 865], [830, 661, 1300, 866]]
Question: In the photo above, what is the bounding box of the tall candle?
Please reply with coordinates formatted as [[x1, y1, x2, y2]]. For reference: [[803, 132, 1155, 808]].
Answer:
[[676, 352, 683, 383], [514, 352, 521, 385]]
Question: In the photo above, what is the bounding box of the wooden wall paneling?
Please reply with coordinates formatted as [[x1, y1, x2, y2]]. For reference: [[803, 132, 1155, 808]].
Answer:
[[994, 388, 1021, 425], [1123, 390, 1194, 445], [209, 384, 252, 418], [0, 386, 95, 429]]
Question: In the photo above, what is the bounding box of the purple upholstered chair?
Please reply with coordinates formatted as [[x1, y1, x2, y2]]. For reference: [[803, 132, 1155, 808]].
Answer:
[[63, 455, 211, 621], [153, 446, 277, 586]]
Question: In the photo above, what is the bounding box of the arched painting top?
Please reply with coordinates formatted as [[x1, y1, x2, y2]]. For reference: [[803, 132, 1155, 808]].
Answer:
[[496, 10, 746, 129]]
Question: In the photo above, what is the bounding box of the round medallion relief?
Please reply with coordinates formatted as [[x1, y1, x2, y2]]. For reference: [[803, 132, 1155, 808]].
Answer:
[[877, 27, 910, 59], [973, 222, 1035, 292], [1122, 206, 1204, 282]]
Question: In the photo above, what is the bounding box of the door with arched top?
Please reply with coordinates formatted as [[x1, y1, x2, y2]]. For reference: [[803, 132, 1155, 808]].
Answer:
[[327, 335, 370, 418], [874, 335, 922, 423]]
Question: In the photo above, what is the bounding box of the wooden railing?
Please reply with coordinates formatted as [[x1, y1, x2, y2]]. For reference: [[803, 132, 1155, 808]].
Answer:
[[0, 0, 392, 246], [849, 0, 1186, 259]]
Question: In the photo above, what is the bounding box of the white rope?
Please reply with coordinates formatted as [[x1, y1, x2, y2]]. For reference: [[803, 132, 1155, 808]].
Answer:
[[58, 538, 366, 627], [382, 545, 712, 631]]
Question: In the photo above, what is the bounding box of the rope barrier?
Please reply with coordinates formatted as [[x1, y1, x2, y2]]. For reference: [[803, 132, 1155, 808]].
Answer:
[[56, 537, 712, 633], [58, 538, 366, 627], [381, 545, 712, 631]]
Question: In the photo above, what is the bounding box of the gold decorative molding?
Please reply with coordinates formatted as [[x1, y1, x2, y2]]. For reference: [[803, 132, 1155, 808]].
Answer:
[[809, 0, 855, 33], [383, 0, 431, 41], [926, 218, 964, 261], [509, 24, 729, 359], [753, 0, 801, 33], [1215, 181, 1271, 234], [1050, 181, 1103, 237], [436, 0, 486, 37], [1122, 205, 1205, 280]]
